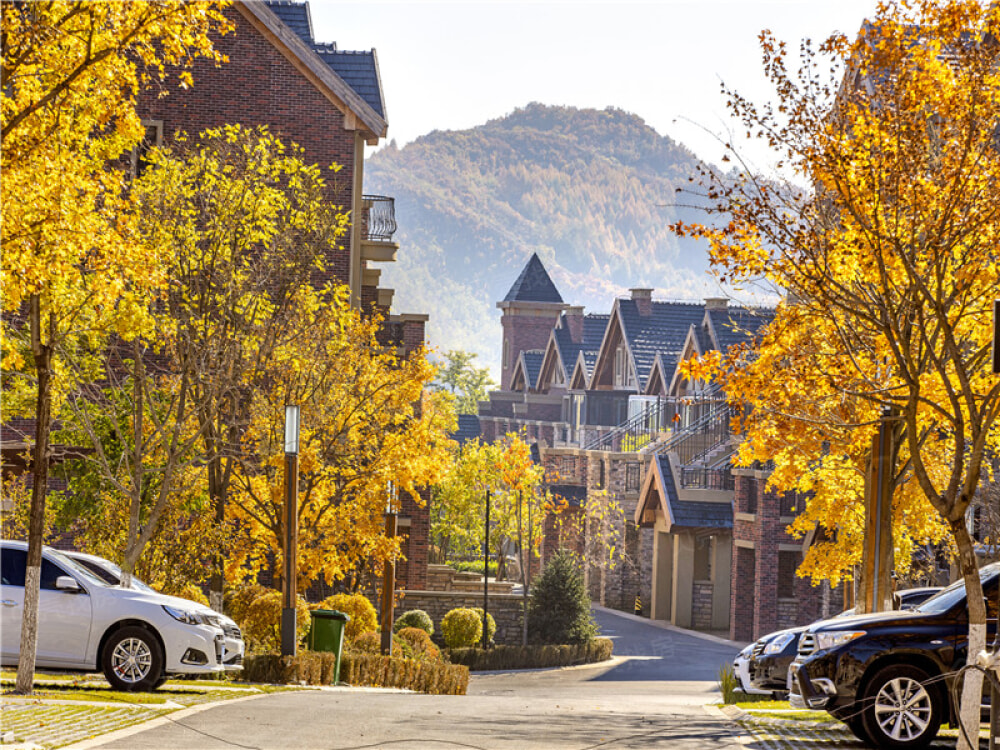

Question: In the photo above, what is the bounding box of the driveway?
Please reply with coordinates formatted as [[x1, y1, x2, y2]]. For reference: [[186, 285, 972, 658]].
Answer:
[[82, 607, 745, 750]]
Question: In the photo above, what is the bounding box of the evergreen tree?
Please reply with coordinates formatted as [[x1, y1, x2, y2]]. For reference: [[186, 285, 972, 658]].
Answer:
[[528, 550, 597, 645]]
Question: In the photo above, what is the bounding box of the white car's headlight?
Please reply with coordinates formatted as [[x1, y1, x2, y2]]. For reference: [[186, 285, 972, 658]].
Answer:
[[815, 630, 866, 651], [764, 632, 796, 655], [163, 605, 209, 626]]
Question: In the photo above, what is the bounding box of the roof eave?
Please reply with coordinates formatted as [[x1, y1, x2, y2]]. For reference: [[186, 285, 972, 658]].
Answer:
[[238, 1, 388, 139]]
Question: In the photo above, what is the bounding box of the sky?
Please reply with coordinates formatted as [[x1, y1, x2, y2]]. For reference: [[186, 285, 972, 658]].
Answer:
[[309, 1, 880, 168]]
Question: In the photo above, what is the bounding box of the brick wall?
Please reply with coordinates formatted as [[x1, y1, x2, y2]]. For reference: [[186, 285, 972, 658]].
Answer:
[[137, 9, 356, 288], [501, 313, 561, 391]]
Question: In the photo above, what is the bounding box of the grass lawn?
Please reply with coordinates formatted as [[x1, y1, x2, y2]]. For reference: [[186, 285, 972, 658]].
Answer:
[[735, 699, 834, 723]]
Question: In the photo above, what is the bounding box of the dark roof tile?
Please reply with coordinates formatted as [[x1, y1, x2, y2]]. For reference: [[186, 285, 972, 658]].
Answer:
[[503, 253, 564, 304]]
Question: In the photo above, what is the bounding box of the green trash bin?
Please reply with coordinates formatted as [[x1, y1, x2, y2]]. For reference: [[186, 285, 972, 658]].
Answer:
[[307, 609, 350, 684]]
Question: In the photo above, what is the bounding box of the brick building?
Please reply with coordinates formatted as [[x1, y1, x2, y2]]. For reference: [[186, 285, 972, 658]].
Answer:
[[472, 254, 837, 640], [134, 0, 434, 591]]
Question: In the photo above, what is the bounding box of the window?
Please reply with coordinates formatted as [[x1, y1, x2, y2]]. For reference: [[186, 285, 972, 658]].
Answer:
[[625, 463, 640, 492], [778, 551, 799, 598], [503, 338, 510, 369], [1, 548, 26, 586], [614, 346, 628, 387], [0, 549, 67, 589]]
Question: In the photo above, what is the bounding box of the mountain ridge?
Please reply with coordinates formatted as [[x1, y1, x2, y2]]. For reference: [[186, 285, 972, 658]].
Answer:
[[366, 103, 723, 376]]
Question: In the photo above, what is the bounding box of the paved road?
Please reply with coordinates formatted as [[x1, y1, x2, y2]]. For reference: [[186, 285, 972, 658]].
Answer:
[[88, 608, 745, 750]]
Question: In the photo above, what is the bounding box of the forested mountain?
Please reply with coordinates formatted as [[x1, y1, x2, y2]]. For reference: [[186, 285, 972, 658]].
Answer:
[[366, 103, 722, 375]]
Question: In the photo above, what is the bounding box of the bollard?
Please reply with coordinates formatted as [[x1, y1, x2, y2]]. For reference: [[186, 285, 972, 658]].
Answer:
[[634, 593, 642, 617]]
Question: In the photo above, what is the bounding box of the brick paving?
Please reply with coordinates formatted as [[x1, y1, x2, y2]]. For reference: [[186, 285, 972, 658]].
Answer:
[[1, 703, 154, 749]]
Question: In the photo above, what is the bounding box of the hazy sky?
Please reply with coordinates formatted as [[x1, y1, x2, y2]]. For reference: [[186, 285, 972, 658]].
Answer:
[[310, 1, 879, 167]]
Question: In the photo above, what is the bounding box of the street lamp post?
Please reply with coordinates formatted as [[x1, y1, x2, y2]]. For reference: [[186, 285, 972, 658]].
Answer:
[[281, 405, 300, 657], [380, 481, 398, 655]]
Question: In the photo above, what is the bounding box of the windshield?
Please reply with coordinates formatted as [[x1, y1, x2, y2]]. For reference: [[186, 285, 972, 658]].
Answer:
[[71, 555, 157, 593], [103, 561, 157, 593], [47, 550, 110, 588], [915, 564, 1000, 615]]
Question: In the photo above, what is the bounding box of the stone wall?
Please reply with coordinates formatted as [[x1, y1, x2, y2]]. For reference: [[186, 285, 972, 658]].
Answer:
[[396, 590, 526, 646], [692, 581, 714, 630]]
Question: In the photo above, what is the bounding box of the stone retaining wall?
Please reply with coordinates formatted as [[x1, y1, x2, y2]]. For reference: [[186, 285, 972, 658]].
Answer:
[[396, 590, 527, 646]]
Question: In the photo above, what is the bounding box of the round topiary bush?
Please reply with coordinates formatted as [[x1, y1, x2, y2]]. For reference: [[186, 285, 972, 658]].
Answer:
[[468, 608, 496, 643], [241, 590, 311, 653], [393, 609, 434, 636], [225, 582, 269, 625], [348, 631, 380, 654], [441, 607, 483, 648], [315, 593, 377, 641], [396, 627, 441, 662], [528, 550, 597, 645]]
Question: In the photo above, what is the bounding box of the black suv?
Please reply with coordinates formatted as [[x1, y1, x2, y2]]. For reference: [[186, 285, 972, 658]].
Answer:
[[750, 587, 941, 695], [789, 564, 999, 749]]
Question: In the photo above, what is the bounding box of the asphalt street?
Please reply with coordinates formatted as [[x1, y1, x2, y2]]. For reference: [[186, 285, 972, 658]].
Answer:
[[87, 607, 745, 750]]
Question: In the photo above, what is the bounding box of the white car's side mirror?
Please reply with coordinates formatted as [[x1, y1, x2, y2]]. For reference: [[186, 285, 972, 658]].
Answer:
[[55, 576, 82, 593]]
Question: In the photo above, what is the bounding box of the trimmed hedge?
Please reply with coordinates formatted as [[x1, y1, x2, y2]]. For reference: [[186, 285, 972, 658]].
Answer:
[[242, 651, 469, 695], [447, 637, 613, 671]]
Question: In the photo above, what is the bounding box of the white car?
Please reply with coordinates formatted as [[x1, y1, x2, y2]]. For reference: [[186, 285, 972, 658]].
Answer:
[[1, 540, 226, 691], [63, 550, 244, 674], [733, 643, 771, 696]]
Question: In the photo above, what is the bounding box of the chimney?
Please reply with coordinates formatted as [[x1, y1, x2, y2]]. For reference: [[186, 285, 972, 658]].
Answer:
[[704, 297, 729, 310], [564, 306, 585, 342], [630, 288, 653, 316]]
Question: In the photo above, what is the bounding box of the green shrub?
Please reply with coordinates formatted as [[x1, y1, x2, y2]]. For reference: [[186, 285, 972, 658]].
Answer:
[[528, 550, 597, 645], [468, 607, 496, 643], [447, 560, 497, 577], [240, 590, 311, 653], [340, 653, 469, 695], [242, 652, 468, 694], [393, 609, 434, 636], [396, 627, 442, 662], [314, 593, 377, 641], [718, 663, 739, 704], [447, 638, 613, 671], [441, 607, 483, 648]]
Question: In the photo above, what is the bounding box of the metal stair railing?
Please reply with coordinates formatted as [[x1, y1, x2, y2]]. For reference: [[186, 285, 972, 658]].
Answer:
[[651, 401, 732, 465], [581, 399, 674, 452]]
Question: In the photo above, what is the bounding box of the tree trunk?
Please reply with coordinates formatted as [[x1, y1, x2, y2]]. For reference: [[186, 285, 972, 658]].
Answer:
[[123, 341, 145, 589], [15, 297, 52, 695], [953, 517, 987, 750], [208, 453, 225, 612]]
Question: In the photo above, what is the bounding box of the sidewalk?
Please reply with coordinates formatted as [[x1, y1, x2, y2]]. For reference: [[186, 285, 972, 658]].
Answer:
[[0, 677, 273, 750]]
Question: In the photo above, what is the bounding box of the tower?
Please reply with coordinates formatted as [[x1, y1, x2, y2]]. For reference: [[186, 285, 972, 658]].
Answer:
[[497, 253, 567, 391]]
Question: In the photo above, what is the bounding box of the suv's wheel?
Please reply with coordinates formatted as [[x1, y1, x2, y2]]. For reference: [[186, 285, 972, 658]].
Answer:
[[843, 708, 872, 744], [860, 664, 942, 749], [102, 626, 163, 692]]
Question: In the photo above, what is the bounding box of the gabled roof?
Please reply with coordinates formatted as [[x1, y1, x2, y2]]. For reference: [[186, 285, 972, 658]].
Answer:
[[706, 307, 774, 353], [541, 311, 609, 391], [313, 46, 386, 119], [599, 299, 705, 392], [503, 253, 564, 304], [244, 1, 387, 138], [511, 349, 545, 392], [635, 455, 733, 530]]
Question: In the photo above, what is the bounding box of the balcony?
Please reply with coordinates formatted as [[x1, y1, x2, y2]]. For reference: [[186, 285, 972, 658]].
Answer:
[[360, 194, 399, 262]]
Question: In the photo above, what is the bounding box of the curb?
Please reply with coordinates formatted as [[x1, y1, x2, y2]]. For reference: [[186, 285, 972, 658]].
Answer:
[[593, 605, 749, 649]]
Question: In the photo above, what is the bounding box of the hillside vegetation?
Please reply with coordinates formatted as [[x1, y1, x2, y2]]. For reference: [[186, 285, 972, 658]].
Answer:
[[366, 103, 720, 373]]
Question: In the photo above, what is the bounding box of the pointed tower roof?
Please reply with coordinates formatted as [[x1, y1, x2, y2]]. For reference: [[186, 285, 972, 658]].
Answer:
[[502, 253, 564, 304]]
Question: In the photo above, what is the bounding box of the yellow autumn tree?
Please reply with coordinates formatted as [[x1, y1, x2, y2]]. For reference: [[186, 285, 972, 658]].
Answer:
[[0, 1, 229, 694], [223, 291, 456, 592], [675, 1, 1000, 741]]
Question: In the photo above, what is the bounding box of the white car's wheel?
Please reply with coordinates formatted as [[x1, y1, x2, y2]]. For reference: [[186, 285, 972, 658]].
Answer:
[[102, 626, 163, 692]]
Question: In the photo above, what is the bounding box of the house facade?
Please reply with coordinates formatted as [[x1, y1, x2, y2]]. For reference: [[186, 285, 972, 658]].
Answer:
[[475, 253, 838, 639], [134, 0, 431, 590]]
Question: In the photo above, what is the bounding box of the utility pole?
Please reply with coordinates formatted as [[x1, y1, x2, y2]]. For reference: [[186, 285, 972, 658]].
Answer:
[[281, 405, 300, 657], [380, 481, 398, 655], [482, 489, 490, 649]]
